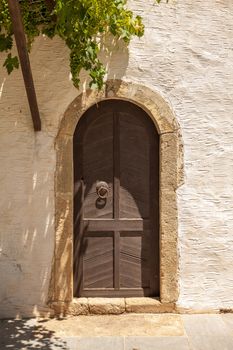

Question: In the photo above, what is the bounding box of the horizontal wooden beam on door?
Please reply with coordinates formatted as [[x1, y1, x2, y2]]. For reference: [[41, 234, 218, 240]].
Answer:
[[81, 288, 152, 297], [83, 219, 150, 231], [7, 0, 41, 131]]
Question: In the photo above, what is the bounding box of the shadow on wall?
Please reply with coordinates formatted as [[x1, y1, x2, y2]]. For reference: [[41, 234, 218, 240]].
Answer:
[[0, 34, 130, 130], [0, 319, 67, 350], [0, 34, 130, 318], [98, 36, 129, 80], [0, 132, 56, 317]]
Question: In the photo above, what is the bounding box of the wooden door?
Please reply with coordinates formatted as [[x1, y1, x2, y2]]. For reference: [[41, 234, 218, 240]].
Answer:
[[73, 100, 159, 297]]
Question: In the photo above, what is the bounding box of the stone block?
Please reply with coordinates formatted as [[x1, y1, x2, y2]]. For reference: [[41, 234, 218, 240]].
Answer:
[[125, 337, 190, 350], [65, 336, 124, 350], [88, 298, 125, 315], [182, 314, 230, 336], [50, 298, 89, 316], [67, 298, 89, 316], [125, 298, 174, 313], [188, 336, 233, 350]]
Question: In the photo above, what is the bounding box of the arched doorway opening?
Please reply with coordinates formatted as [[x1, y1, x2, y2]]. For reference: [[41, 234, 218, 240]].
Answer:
[[73, 100, 159, 297]]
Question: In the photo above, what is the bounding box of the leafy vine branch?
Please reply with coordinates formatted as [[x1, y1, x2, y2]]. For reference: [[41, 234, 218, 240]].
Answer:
[[0, 0, 159, 89]]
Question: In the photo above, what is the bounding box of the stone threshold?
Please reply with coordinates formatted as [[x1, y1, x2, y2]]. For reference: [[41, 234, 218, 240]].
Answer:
[[50, 297, 175, 316], [50, 299, 231, 317]]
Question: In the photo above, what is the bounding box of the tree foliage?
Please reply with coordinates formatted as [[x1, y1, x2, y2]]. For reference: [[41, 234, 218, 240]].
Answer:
[[0, 0, 146, 89]]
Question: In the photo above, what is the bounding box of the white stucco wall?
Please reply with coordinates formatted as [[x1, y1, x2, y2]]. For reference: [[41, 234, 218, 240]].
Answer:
[[1, 0, 233, 317]]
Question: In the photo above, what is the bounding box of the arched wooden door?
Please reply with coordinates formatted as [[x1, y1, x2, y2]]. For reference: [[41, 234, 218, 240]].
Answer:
[[73, 100, 159, 297]]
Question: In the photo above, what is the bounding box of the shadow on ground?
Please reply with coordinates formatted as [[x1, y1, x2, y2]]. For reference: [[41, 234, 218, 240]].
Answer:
[[0, 319, 68, 350]]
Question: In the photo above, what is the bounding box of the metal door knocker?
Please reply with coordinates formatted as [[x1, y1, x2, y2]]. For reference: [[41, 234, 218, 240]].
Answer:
[[96, 181, 109, 199]]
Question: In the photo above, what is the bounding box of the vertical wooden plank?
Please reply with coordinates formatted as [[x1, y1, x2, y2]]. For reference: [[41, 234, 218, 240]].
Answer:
[[113, 112, 120, 219], [82, 111, 113, 219], [7, 0, 41, 131], [149, 125, 160, 295], [114, 232, 120, 289], [73, 117, 84, 297], [118, 108, 150, 219], [78, 178, 85, 295], [73, 177, 85, 296], [113, 111, 120, 289]]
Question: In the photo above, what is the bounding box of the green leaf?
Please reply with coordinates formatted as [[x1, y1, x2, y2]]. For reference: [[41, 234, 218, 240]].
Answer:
[[3, 53, 19, 74], [0, 0, 158, 89], [0, 34, 13, 52]]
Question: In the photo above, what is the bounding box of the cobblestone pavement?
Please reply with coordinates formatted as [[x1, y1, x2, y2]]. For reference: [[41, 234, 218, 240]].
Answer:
[[1, 313, 233, 349]]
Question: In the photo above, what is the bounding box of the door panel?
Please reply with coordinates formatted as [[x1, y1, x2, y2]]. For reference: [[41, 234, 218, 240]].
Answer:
[[120, 233, 150, 288], [73, 100, 159, 297], [83, 111, 113, 219], [83, 234, 114, 288], [119, 110, 150, 219]]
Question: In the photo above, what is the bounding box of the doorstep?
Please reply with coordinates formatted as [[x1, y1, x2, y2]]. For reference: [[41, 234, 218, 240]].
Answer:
[[44, 313, 184, 337], [50, 297, 175, 316]]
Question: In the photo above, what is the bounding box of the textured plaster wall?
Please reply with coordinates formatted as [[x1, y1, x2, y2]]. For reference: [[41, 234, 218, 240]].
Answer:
[[0, 0, 233, 317]]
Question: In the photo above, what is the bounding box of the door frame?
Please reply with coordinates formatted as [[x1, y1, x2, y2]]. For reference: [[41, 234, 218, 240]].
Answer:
[[48, 80, 184, 312]]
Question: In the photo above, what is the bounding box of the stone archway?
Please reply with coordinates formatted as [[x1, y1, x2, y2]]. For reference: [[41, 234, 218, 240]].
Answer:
[[48, 80, 183, 314]]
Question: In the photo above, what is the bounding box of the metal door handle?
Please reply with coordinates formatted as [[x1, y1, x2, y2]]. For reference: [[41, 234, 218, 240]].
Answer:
[[96, 181, 109, 199]]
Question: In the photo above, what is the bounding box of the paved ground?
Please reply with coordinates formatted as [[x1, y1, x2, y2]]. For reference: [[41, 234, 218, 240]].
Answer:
[[1, 313, 233, 349]]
